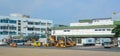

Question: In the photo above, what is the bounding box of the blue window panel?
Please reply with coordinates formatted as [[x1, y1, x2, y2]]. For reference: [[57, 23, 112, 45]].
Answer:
[[0, 26, 8, 29], [9, 32, 16, 35], [0, 31, 2, 35], [0, 19, 8, 23], [9, 20, 16, 24], [9, 26, 16, 30], [2, 31, 8, 35]]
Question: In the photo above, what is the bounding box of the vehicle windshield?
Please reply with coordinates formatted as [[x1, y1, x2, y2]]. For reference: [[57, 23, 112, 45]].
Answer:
[[104, 42, 111, 45]]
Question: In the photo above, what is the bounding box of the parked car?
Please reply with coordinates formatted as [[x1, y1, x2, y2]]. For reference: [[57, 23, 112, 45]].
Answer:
[[103, 42, 112, 48], [82, 38, 95, 46], [0, 42, 7, 46]]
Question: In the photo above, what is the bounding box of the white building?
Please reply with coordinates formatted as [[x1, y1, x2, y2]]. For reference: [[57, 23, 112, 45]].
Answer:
[[0, 13, 52, 41], [51, 18, 120, 45]]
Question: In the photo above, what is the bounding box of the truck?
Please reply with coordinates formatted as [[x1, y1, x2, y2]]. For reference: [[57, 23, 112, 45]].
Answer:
[[81, 38, 95, 46], [102, 38, 112, 48]]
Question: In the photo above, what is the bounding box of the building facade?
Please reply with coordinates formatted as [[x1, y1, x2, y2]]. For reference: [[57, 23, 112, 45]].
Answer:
[[51, 18, 120, 45], [0, 14, 52, 40]]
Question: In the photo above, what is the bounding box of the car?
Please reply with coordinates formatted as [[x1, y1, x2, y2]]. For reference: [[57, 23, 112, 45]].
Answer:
[[0, 42, 7, 46], [103, 42, 112, 48]]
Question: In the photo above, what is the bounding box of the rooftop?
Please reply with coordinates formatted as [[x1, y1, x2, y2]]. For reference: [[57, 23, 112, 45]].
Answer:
[[79, 19, 92, 23]]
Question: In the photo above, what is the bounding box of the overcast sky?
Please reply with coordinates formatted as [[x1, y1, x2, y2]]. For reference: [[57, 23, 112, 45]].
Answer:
[[0, 0, 120, 25]]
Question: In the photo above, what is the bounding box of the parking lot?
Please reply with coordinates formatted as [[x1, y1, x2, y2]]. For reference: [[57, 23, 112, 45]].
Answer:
[[0, 45, 120, 52], [0, 46, 120, 56]]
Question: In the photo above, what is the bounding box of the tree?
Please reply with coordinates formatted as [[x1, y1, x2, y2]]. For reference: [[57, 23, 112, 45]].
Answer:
[[112, 25, 120, 46], [112, 25, 120, 37]]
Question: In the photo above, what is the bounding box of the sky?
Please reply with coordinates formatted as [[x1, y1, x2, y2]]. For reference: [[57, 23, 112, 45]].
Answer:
[[0, 0, 120, 25]]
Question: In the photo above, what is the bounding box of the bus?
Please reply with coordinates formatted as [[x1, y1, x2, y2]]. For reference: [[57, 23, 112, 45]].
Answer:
[[10, 39, 27, 46]]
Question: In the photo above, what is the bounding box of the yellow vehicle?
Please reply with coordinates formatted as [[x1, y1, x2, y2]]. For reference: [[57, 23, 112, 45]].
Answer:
[[46, 35, 76, 48], [37, 42, 42, 47], [10, 42, 17, 47], [44, 43, 50, 47], [33, 41, 42, 47]]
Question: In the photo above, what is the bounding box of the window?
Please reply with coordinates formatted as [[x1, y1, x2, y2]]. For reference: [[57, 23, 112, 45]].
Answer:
[[9, 31, 16, 35], [41, 23, 46, 26], [47, 23, 51, 26], [35, 28, 40, 31], [18, 29, 21, 31], [98, 29, 101, 31], [9, 20, 16, 24], [0, 26, 8, 29], [9, 26, 16, 30], [64, 30, 70, 32], [18, 20, 21, 22], [0, 19, 8, 23], [2, 31, 8, 35], [107, 29, 111, 31], [28, 22, 34, 25], [95, 29, 105, 31], [95, 29, 98, 31], [27, 28, 34, 31], [41, 28, 46, 32], [102, 29, 105, 31], [0, 31, 2, 35], [18, 23, 21, 25], [18, 26, 21, 28], [35, 22, 40, 25]]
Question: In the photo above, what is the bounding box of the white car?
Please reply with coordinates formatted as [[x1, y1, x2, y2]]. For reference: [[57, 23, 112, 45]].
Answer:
[[103, 42, 112, 48], [0, 42, 7, 46]]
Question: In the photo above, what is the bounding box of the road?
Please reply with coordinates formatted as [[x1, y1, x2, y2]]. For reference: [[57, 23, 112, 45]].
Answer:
[[0, 47, 120, 56], [1, 45, 120, 52]]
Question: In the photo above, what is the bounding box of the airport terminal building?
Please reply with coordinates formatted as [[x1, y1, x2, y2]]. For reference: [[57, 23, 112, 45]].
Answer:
[[0, 13, 52, 40], [51, 18, 120, 45]]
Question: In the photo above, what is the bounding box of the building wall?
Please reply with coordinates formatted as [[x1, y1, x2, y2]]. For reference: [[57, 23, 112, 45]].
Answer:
[[52, 18, 115, 45], [0, 15, 52, 40], [52, 28, 114, 36], [70, 19, 113, 26]]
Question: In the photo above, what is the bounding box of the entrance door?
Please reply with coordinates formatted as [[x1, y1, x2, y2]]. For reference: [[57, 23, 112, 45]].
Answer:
[[76, 38, 82, 45]]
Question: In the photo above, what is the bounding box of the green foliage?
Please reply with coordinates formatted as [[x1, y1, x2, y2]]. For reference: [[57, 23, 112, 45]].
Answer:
[[112, 25, 120, 37]]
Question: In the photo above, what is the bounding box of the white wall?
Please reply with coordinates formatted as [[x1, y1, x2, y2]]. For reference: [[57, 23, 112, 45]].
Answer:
[[70, 19, 113, 26], [52, 28, 114, 36], [0, 15, 52, 40]]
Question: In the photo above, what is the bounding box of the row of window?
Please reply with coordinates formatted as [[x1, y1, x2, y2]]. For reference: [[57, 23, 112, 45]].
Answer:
[[95, 29, 112, 31], [0, 26, 16, 30], [27, 28, 41, 31], [27, 22, 51, 26], [27, 28, 47, 32], [0, 31, 16, 35], [64, 30, 70, 32], [0, 19, 16, 24], [63, 28, 112, 32]]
